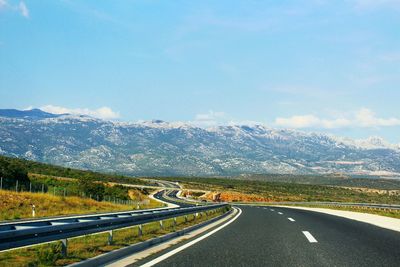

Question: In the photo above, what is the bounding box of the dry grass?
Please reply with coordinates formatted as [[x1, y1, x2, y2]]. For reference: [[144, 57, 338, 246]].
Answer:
[[0, 190, 161, 221], [0, 207, 229, 267]]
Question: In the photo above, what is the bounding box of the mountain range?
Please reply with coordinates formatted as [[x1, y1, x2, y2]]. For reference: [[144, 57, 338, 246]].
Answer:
[[0, 109, 399, 177]]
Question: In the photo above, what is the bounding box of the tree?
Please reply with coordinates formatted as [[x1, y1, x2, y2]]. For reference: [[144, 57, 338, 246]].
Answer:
[[0, 157, 30, 189], [78, 177, 105, 201]]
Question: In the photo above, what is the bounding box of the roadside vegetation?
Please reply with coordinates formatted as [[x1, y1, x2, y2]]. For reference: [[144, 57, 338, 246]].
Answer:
[[0, 156, 162, 221], [0, 155, 154, 187], [0, 206, 230, 267], [0, 189, 161, 221], [160, 177, 400, 204], [236, 174, 400, 190]]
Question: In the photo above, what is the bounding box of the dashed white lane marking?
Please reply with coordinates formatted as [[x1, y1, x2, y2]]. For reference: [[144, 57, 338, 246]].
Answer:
[[288, 218, 295, 222], [278, 212, 283, 215], [270, 209, 275, 211], [302, 231, 318, 243], [140, 208, 243, 267]]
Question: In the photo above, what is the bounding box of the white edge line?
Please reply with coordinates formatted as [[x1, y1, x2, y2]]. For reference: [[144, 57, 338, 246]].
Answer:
[[140, 207, 243, 267], [302, 231, 318, 243]]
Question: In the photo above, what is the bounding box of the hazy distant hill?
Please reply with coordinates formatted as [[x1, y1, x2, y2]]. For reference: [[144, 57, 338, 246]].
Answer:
[[0, 109, 399, 177]]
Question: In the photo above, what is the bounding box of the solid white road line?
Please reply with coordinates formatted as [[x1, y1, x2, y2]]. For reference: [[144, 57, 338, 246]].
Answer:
[[288, 218, 295, 222], [278, 212, 283, 215], [140, 207, 243, 267], [302, 231, 318, 243]]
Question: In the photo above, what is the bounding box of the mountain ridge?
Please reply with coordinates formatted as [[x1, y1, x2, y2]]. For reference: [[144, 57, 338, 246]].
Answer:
[[0, 109, 399, 177]]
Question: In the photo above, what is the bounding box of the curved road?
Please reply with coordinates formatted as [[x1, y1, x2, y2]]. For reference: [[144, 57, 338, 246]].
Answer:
[[152, 190, 196, 208], [135, 205, 400, 267]]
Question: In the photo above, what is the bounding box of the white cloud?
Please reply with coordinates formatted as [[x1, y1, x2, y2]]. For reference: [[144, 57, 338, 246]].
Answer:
[[352, 0, 400, 10], [275, 108, 400, 129], [379, 52, 400, 62], [275, 115, 351, 129], [18, 1, 28, 17], [40, 105, 120, 120], [355, 108, 400, 127], [192, 110, 227, 127], [0, 1, 29, 17], [0, 0, 7, 9]]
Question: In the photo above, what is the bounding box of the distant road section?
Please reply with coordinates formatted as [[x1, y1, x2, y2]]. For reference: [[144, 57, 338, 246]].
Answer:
[[137, 206, 400, 267]]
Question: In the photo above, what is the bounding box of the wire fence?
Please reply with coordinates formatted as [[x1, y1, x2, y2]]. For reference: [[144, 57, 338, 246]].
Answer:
[[0, 177, 150, 207]]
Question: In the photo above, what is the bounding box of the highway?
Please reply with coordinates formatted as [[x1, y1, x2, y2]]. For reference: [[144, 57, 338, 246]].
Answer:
[[135, 205, 400, 267], [153, 190, 196, 208], [0, 187, 226, 252]]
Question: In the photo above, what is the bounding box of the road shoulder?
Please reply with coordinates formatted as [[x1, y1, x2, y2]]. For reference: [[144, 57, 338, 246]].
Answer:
[[278, 205, 400, 232], [107, 207, 241, 267]]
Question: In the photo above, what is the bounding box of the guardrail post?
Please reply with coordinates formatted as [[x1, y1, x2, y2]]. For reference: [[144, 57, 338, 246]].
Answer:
[[173, 217, 177, 230], [159, 220, 164, 230], [61, 239, 68, 257], [138, 224, 143, 237], [108, 230, 113, 245]]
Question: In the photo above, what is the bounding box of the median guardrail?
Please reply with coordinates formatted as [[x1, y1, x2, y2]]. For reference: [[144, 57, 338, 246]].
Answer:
[[0, 203, 229, 255]]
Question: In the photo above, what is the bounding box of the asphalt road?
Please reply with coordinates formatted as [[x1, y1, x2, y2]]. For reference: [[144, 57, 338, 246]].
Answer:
[[136, 205, 400, 267], [152, 190, 195, 208]]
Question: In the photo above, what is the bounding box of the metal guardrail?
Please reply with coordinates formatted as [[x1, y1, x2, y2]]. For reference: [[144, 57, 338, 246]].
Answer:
[[237, 201, 400, 210], [0, 203, 229, 252]]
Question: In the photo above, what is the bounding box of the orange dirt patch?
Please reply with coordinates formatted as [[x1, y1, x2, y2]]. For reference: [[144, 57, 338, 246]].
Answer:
[[202, 191, 273, 203]]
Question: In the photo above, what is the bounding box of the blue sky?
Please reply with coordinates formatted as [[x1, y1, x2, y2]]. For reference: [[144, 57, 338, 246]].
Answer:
[[0, 0, 400, 143]]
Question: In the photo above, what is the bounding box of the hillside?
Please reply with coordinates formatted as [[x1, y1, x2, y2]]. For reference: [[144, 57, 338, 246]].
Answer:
[[1, 109, 400, 177], [0, 190, 135, 220], [0, 155, 153, 186]]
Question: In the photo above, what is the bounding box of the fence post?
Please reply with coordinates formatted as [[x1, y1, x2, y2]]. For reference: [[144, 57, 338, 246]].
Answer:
[[29, 182, 32, 193], [61, 239, 68, 257], [138, 224, 143, 237], [159, 220, 164, 230], [0, 177, 2, 190], [16, 180, 18, 192], [41, 184, 44, 193], [108, 230, 113, 245], [173, 217, 177, 230], [53, 187, 56, 196]]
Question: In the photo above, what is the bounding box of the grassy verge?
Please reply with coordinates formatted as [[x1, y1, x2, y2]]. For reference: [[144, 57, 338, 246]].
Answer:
[[0, 190, 162, 221], [159, 177, 400, 204], [0, 206, 230, 267]]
